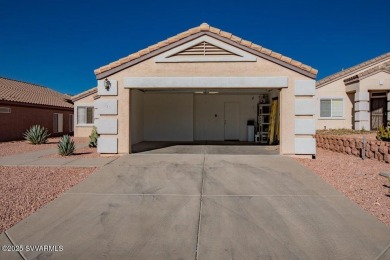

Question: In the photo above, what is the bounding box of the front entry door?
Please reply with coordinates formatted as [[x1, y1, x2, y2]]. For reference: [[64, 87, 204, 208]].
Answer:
[[224, 102, 240, 140], [371, 97, 387, 130]]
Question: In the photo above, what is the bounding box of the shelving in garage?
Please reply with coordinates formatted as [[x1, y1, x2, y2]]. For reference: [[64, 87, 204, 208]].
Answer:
[[258, 102, 271, 144]]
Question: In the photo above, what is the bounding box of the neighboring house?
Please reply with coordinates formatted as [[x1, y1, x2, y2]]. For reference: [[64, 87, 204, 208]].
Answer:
[[71, 87, 98, 137], [0, 77, 74, 141], [74, 23, 318, 156], [316, 52, 390, 131]]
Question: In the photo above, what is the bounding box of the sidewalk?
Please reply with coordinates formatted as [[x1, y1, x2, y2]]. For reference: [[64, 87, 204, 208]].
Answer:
[[0, 145, 118, 167]]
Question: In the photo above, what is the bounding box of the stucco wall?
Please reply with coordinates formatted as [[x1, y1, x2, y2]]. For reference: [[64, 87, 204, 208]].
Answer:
[[144, 93, 193, 141], [360, 71, 390, 92], [316, 57, 390, 130], [130, 89, 144, 144], [0, 102, 73, 141], [96, 41, 313, 154], [315, 79, 353, 130], [74, 93, 95, 138], [194, 94, 257, 141]]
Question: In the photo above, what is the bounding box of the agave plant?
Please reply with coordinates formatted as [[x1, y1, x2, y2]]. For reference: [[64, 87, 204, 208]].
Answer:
[[23, 125, 50, 145], [58, 135, 76, 156]]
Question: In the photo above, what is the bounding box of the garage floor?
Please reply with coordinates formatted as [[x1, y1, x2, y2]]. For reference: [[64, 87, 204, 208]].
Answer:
[[132, 141, 279, 155], [2, 152, 389, 259]]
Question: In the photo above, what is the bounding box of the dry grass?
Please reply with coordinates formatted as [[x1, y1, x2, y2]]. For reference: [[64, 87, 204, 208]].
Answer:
[[316, 128, 374, 136]]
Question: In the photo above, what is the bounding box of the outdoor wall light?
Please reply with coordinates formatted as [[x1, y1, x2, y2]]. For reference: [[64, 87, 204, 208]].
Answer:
[[104, 78, 111, 91]]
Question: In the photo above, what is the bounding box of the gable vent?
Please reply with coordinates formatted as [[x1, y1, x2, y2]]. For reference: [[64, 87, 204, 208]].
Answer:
[[0, 107, 11, 113], [171, 41, 240, 57]]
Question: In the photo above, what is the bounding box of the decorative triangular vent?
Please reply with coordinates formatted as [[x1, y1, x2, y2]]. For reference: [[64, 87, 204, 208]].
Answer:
[[155, 35, 256, 63], [171, 41, 239, 57]]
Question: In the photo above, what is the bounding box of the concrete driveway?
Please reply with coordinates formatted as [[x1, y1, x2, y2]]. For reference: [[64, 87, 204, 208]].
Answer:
[[1, 149, 390, 259]]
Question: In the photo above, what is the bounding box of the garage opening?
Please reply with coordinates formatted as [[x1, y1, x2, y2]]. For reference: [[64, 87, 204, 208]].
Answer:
[[130, 89, 280, 154]]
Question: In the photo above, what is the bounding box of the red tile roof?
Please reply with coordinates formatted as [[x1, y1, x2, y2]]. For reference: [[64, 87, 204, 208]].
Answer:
[[94, 23, 318, 77], [317, 52, 390, 87], [0, 77, 73, 108]]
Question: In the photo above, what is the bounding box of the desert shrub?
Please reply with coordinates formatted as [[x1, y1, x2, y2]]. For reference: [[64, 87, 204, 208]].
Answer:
[[376, 122, 390, 141], [58, 135, 75, 156], [23, 125, 50, 145], [89, 126, 99, 148]]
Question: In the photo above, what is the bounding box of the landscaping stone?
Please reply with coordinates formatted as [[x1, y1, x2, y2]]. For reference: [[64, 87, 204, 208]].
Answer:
[[316, 134, 390, 164]]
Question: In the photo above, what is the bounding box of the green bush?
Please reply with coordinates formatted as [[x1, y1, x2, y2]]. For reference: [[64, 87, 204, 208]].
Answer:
[[376, 122, 390, 141], [23, 125, 50, 145], [89, 126, 99, 148], [58, 135, 76, 156]]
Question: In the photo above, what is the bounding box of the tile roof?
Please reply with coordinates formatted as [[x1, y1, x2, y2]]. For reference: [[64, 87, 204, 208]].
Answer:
[[94, 23, 318, 77], [71, 87, 97, 102], [0, 77, 73, 108], [317, 52, 390, 87], [344, 61, 390, 84]]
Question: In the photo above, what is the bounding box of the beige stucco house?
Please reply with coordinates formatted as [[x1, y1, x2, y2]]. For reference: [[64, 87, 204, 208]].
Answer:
[[316, 52, 390, 131], [73, 23, 319, 156]]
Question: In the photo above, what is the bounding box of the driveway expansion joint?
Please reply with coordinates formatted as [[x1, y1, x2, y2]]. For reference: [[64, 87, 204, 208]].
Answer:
[[376, 242, 390, 260], [5, 231, 26, 260]]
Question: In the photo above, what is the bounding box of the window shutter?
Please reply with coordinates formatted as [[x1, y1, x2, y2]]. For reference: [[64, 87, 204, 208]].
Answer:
[[87, 107, 94, 124], [332, 99, 343, 117], [58, 114, 63, 132], [320, 99, 331, 117], [53, 114, 58, 133]]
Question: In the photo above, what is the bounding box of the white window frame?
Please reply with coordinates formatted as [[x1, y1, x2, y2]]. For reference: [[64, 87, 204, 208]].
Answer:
[[76, 104, 94, 126], [318, 97, 345, 120]]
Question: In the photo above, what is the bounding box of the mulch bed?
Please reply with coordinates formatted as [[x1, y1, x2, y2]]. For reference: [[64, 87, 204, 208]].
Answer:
[[294, 148, 390, 227], [0, 166, 96, 233]]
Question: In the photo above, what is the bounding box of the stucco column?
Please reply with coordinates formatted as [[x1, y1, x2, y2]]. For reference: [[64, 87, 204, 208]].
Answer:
[[354, 91, 370, 130], [294, 79, 316, 156]]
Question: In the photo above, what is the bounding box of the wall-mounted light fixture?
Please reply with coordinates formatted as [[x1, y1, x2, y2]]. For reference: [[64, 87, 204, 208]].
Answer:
[[104, 78, 111, 91]]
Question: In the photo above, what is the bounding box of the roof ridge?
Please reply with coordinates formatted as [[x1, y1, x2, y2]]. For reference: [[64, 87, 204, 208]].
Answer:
[[316, 52, 390, 87], [94, 23, 317, 77]]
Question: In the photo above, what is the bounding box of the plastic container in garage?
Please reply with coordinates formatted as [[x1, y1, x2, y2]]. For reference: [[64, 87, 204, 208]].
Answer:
[[247, 120, 255, 142]]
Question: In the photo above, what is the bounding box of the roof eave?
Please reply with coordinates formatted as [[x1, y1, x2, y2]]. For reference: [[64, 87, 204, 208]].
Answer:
[[94, 31, 317, 80]]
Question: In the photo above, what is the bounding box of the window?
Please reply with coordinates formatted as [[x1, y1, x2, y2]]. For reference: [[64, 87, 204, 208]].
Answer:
[[320, 98, 343, 118], [77, 106, 94, 124], [53, 113, 63, 133], [0, 107, 11, 113], [69, 114, 74, 132]]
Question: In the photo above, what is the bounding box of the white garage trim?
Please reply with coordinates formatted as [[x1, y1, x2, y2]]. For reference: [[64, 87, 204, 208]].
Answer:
[[124, 77, 288, 89]]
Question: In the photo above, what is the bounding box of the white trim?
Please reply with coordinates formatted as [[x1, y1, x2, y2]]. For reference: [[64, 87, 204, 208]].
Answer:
[[295, 99, 315, 115], [318, 97, 345, 119], [294, 119, 315, 135], [295, 138, 316, 155], [294, 80, 316, 96], [155, 35, 257, 63], [124, 77, 288, 89]]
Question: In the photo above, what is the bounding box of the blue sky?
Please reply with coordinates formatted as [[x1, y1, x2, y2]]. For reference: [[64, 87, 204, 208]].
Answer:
[[0, 0, 389, 95]]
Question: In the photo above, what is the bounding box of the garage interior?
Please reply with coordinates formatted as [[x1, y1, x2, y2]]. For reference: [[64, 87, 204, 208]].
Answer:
[[130, 88, 280, 153]]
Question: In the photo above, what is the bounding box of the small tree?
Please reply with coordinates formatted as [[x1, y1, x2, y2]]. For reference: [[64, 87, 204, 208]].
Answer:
[[89, 126, 99, 148], [376, 122, 390, 141]]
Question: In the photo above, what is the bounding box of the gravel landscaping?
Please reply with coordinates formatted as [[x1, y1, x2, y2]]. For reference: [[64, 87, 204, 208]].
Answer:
[[0, 166, 96, 233], [42, 146, 119, 159], [0, 137, 89, 157], [294, 148, 390, 227]]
